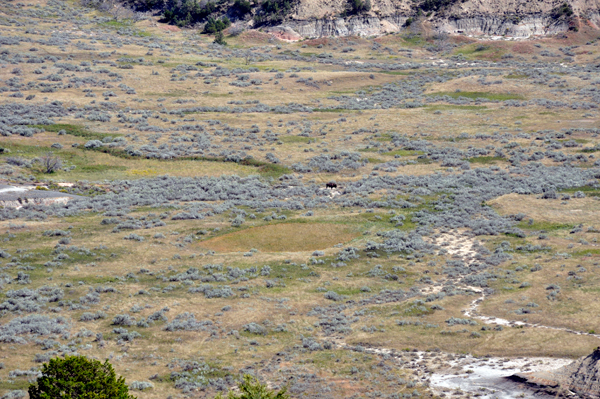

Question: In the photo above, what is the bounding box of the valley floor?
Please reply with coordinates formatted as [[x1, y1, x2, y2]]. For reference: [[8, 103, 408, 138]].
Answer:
[[1, 1, 600, 398]]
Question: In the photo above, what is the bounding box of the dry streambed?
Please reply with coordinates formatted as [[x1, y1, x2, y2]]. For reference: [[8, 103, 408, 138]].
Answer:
[[429, 356, 572, 399], [0, 182, 80, 208], [429, 231, 600, 338], [411, 231, 598, 397], [334, 340, 572, 399]]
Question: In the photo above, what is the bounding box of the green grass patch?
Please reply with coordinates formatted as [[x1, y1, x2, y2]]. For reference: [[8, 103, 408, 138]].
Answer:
[[205, 93, 232, 97], [505, 74, 529, 79], [559, 139, 589, 144], [401, 34, 425, 46], [98, 20, 151, 37], [424, 105, 488, 112], [559, 186, 600, 196], [455, 44, 505, 59], [373, 133, 392, 142], [571, 249, 600, 257], [179, 156, 291, 178], [279, 135, 311, 144], [277, 50, 316, 58], [324, 286, 363, 296], [154, 62, 187, 68], [0, 142, 137, 180], [84, 146, 134, 159], [200, 222, 360, 253], [403, 303, 434, 317], [456, 44, 490, 55], [133, 30, 152, 37], [330, 89, 359, 95], [99, 20, 133, 29], [312, 108, 353, 113], [427, 91, 525, 101], [145, 90, 187, 97], [350, 211, 417, 231], [228, 157, 291, 178], [72, 275, 121, 285], [517, 221, 575, 231], [30, 124, 117, 141], [468, 156, 505, 164], [260, 261, 314, 281], [379, 71, 412, 76], [254, 163, 291, 179], [0, 141, 59, 157], [78, 147, 291, 178], [79, 164, 128, 173]]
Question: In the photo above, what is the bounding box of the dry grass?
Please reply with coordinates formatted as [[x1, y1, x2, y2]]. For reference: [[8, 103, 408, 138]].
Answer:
[[199, 222, 360, 252], [489, 194, 600, 225]]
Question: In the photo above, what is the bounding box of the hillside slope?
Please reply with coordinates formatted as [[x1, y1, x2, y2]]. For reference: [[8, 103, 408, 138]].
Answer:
[[139, 0, 600, 38]]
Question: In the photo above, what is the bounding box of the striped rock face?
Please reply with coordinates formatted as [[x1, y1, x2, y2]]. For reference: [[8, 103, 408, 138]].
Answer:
[[509, 348, 600, 398]]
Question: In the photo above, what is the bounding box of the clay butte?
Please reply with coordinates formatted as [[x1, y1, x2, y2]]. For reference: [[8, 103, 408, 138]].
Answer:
[[257, 0, 600, 39]]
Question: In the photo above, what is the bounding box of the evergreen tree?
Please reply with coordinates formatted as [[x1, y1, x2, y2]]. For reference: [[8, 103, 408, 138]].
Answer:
[[28, 356, 136, 399]]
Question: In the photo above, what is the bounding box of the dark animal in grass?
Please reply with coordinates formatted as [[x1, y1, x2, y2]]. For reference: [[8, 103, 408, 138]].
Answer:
[[326, 182, 337, 189]]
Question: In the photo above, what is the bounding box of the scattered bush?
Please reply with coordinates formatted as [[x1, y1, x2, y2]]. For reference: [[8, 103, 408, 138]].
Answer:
[[214, 374, 288, 399]]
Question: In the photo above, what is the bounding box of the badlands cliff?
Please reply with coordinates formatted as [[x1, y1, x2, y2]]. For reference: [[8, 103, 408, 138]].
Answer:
[[264, 0, 600, 38]]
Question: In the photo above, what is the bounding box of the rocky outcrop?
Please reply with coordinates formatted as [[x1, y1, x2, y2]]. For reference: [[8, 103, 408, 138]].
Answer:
[[284, 15, 407, 38], [508, 347, 600, 398], [278, 13, 569, 38], [266, 25, 304, 40], [433, 15, 569, 37], [293, 0, 598, 21], [268, 0, 600, 38]]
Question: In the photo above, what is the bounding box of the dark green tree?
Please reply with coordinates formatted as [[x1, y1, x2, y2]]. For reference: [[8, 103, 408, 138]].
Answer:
[[161, 0, 216, 26], [234, 0, 252, 17], [215, 374, 288, 399], [254, 0, 294, 24], [418, 0, 460, 12], [28, 356, 136, 399], [345, 0, 370, 15], [214, 30, 227, 45], [204, 16, 231, 33], [551, 2, 574, 19]]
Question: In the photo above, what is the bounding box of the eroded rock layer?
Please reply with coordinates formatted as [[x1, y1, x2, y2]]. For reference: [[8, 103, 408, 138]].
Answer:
[[509, 348, 600, 398], [270, 0, 600, 37]]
